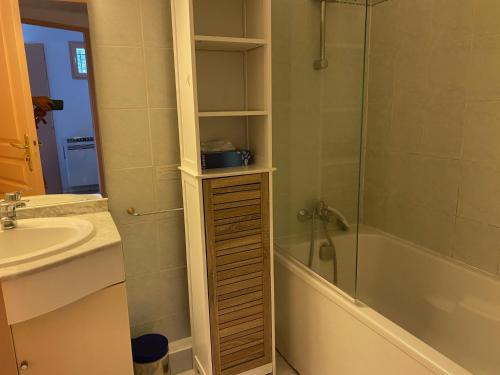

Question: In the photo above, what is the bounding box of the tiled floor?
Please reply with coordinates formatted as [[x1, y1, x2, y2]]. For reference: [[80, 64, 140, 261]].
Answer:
[[178, 351, 298, 375]]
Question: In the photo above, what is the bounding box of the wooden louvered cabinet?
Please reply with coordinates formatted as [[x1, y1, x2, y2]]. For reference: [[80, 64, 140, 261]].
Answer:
[[203, 174, 272, 375]]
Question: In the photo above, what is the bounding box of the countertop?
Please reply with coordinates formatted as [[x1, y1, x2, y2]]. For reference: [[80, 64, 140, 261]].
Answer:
[[0, 199, 121, 281]]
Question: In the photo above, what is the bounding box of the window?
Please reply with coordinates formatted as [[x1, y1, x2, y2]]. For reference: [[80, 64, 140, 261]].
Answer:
[[69, 41, 88, 79]]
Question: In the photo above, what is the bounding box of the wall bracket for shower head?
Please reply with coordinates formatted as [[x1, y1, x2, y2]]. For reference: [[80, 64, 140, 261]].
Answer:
[[314, 0, 331, 70]]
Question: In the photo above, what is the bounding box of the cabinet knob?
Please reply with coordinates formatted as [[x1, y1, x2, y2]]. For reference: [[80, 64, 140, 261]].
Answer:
[[20, 361, 29, 370]]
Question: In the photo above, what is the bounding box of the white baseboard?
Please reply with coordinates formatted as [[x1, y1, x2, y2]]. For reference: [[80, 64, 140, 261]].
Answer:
[[170, 337, 193, 374], [194, 355, 208, 375]]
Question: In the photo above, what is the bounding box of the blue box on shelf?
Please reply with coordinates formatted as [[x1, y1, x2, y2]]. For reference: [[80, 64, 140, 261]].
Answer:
[[201, 150, 252, 170]]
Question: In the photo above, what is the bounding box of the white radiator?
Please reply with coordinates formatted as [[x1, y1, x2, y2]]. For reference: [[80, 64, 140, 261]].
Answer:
[[63, 137, 99, 187]]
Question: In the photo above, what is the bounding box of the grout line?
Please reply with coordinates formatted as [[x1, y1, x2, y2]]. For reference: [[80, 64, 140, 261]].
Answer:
[[99, 106, 178, 111], [138, 0, 159, 210], [94, 42, 174, 50]]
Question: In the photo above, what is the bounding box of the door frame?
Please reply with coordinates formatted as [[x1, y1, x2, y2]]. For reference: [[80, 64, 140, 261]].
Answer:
[[21, 17, 106, 195]]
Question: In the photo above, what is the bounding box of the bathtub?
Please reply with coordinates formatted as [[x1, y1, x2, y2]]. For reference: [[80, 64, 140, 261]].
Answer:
[[275, 229, 500, 374]]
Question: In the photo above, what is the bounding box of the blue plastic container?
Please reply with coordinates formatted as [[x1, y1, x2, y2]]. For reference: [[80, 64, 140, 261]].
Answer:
[[201, 150, 252, 170]]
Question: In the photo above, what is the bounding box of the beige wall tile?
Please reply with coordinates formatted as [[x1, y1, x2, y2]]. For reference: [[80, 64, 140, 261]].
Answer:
[[416, 156, 461, 215], [385, 152, 421, 204], [154, 310, 191, 341], [321, 109, 362, 162], [145, 47, 177, 109], [366, 100, 391, 151], [397, 0, 433, 43], [93, 46, 148, 109], [464, 101, 500, 162], [473, 0, 500, 36], [393, 42, 430, 99], [90, 0, 190, 343], [131, 309, 191, 341], [370, 0, 399, 47], [412, 205, 456, 256], [272, 62, 291, 105], [459, 161, 500, 227], [89, 0, 142, 46], [126, 272, 165, 326], [388, 95, 424, 153], [154, 166, 183, 210], [157, 214, 186, 271], [384, 197, 417, 242], [364, 149, 387, 195], [99, 109, 152, 170], [105, 167, 156, 224], [327, 4, 366, 47], [428, 37, 469, 103], [365, 0, 500, 276], [150, 109, 180, 166], [322, 46, 365, 109], [141, 0, 173, 48], [420, 101, 464, 158], [431, 0, 474, 42], [321, 162, 360, 195], [127, 267, 188, 327], [363, 189, 386, 229], [157, 268, 190, 318], [454, 217, 500, 274], [367, 44, 396, 103], [467, 35, 500, 101], [119, 221, 158, 278]]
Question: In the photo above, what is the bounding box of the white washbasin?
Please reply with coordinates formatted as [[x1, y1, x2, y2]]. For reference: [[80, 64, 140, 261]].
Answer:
[[0, 217, 94, 267]]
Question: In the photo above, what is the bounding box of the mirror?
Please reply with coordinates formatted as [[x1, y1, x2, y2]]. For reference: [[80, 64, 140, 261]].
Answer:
[[17, 0, 104, 202]]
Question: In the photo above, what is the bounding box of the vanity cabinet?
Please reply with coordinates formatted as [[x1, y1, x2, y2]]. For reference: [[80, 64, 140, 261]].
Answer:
[[0, 229, 133, 374], [0, 283, 133, 375], [10, 283, 133, 375]]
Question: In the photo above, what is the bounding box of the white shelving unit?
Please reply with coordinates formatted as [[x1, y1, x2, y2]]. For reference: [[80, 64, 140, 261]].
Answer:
[[172, 0, 272, 178], [195, 35, 267, 52], [198, 110, 268, 118], [171, 0, 274, 375]]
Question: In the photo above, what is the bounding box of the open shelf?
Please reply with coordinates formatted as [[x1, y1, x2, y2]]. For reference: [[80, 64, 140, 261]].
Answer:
[[194, 0, 266, 40], [195, 35, 267, 51], [198, 110, 267, 118], [196, 47, 267, 112]]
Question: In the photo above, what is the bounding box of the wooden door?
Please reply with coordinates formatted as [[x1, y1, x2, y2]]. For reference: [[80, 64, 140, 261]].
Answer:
[[25, 43, 63, 194], [203, 173, 272, 375], [11, 283, 134, 375], [0, 0, 44, 196]]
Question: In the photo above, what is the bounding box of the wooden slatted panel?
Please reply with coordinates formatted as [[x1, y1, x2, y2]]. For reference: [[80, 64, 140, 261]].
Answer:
[[203, 173, 272, 375]]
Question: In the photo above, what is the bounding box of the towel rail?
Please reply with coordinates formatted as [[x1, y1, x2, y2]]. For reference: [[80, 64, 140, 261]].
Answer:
[[126, 207, 184, 217]]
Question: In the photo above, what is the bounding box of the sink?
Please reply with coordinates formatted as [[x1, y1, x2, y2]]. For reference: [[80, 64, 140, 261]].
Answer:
[[0, 217, 94, 267]]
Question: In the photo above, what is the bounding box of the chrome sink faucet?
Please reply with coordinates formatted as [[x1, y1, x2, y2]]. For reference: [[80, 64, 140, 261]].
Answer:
[[0, 192, 26, 230]]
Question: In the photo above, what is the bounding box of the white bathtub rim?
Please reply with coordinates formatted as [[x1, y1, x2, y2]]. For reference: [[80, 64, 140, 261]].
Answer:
[[274, 249, 471, 375], [279, 225, 500, 285]]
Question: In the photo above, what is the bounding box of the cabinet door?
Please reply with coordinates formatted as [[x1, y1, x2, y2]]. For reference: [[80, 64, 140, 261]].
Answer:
[[11, 283, 133, 375], [203, 173, 272, 375]]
